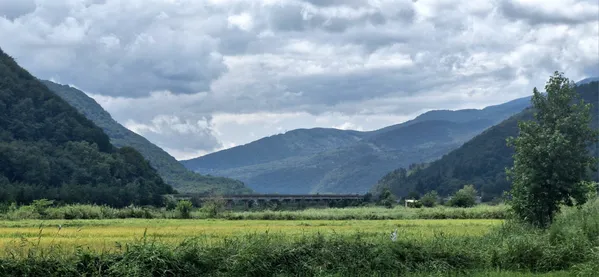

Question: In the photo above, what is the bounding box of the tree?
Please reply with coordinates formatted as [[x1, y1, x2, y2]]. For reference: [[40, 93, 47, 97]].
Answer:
[[407, 191, 420, 200], [176, 200, 193, 219], [362, 192, 373, 203], [507, 72, 599, 228], [449, 185, 477, 207], [164, 195, 177, 211], [200, 197, 226, 218], [379, 188, 396, 208], [420, 191, 439, 207], [32, 199, 54, 218]]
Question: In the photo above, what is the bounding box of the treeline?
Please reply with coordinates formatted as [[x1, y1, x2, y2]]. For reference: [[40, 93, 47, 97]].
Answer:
[[0, 198, 508, 220], [374, 81, 599, 201], [0, 48, 174, 207]]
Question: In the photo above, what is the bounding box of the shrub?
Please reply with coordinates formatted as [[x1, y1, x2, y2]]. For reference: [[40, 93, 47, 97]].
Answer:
[[31, 199, 54, 218], [378, 188, 396, 208], [176, 200, 193, 219], [449, 185, 477, 208], [420, 191, 439, 207], [164, 196, 177, 211], [200, 197, 226, 218]]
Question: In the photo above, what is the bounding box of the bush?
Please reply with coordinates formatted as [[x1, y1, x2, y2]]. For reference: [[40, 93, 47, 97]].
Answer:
[[378, 188, 396, 208], [31, 199, 54, 218], [176, 200, 193, 219], [420, 191, 438, 207], [164, 196, 177, 211], [449, 185, 477, 208], [200, 197, 226, 218]]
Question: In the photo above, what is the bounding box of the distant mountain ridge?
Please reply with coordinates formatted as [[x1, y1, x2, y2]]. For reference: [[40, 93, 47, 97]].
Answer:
[[43, 81, 252, 195], [373, 80, 599, 201], [577, 77, 599, 85], [182, 128, 367, 171], [182, 95, 533, 194]]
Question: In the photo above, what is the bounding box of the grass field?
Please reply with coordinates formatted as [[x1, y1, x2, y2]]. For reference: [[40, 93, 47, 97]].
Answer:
[[0, 199, 596, 276], [0, 219, 502, 253]]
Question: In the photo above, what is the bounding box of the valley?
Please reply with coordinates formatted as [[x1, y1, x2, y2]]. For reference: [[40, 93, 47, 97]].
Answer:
[[0, 1, 598, 273]]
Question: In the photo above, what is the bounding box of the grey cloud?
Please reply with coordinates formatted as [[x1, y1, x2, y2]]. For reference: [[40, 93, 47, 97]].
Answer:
[[1, 1, 228, 97], [499, 0, 598, 25], [265, 2, 401, 33], [127, 115, 222, 154], [302, 0, 369, 8], [267, 4, 306, 31], [582, 63, 599, 77], [1, 0, 597, 158], [0, 0, 36, 20]]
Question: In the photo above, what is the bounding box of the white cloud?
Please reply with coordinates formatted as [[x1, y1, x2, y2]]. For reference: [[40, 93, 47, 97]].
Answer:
[[228, 12, 254, 31]]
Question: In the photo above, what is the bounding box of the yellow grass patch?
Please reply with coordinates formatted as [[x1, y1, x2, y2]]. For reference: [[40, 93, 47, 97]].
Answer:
[[0, 219, 502, 254]]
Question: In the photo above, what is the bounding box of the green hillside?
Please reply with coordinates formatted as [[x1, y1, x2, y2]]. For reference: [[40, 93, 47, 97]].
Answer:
[[374, 81, 599, 201], [181, 128, 367, 171], [182, 97, 531, 194], [42, 81, 251, 195], [0, 48, 174, 207]]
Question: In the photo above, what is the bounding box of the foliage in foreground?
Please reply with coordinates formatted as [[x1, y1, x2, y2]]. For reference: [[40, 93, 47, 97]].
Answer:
[[507, 72, 599, 227], [0, 199, 598, 277]]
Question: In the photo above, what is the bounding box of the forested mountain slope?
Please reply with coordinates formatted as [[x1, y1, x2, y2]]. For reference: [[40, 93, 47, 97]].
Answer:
[[43, 81, 251, 195], [374, 81, 599, 201], [182, 128, 367, 171], [0, 48, 174, 207], [182, 95, 531, 194]]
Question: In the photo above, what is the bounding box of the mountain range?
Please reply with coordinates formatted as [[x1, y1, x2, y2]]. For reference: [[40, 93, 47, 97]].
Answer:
[[181, 96, 533, 194], [373, 80, 599, 201], [0, 47, 174, 206], [42, 81, 252, 195]]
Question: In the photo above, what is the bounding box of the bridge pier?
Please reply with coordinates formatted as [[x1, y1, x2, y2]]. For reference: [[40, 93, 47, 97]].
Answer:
[[169, 193, 365, 209]]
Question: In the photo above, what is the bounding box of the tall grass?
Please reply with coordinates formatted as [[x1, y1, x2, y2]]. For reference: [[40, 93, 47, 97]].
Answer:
[[0, 204, 173, 220], [0, 199, 596, 276], [223, 205, 509, 220], [0, 204, 509, 220]]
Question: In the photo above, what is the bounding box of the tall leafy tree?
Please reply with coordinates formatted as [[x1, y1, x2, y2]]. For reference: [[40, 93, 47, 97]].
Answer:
[[507, 71, 599, 228]]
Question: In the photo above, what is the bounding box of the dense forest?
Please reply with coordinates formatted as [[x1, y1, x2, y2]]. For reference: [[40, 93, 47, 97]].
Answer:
[[43, 81, 252, 195], [375, 81, 599, 201], [0, 48, 174, 207]]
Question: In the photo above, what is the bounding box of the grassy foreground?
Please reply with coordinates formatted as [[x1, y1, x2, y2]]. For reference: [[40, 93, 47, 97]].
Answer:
[[0, 199, 597, 276]]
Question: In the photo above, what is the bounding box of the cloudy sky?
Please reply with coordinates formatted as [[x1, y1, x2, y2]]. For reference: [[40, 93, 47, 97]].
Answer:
[[1, 0, 598, 160]]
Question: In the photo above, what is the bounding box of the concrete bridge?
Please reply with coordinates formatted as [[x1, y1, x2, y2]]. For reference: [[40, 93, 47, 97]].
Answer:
[[171, 193, 364, 202]]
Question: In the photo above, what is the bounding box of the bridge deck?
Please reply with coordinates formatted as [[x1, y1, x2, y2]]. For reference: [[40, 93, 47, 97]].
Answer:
[[171, 194, 364, 201]]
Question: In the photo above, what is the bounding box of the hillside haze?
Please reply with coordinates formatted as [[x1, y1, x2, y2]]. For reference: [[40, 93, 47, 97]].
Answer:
[[374, 80, 599, 201], [43, 81, 252, 195], [182, 96, 532, 194], [0, 48, 174, 206]]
